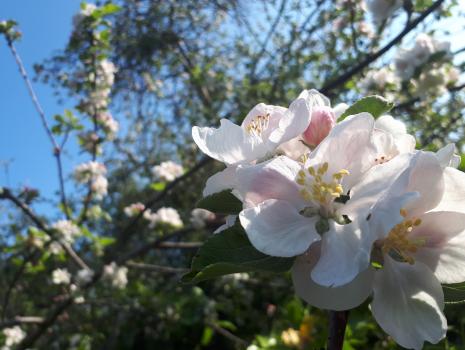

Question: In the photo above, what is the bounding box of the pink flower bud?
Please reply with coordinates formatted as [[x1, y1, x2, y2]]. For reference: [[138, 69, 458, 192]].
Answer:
[[302, 106, 336, 147]]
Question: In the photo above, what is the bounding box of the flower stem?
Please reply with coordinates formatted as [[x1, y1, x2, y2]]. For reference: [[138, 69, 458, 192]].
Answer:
[[327, 310, 349, 350]]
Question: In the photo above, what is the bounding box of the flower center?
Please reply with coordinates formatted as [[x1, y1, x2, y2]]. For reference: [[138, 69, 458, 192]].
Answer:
[[297, 162, 349, 207], [381, 209, 424, 264], [245, 113, 270, 136]]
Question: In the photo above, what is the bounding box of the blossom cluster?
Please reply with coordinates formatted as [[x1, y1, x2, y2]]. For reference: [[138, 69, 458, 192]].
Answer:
[[151, 161, 184, 182], [143, 207, 183, 228], [2, 326, 25, 349], [192, 89, 465, 349], [103, 262, 128, 289], [74, 161, 108, 199]]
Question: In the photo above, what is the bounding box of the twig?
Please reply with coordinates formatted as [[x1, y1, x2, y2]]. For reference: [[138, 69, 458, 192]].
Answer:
[[156, 241, 202, 249], [320, 0, 445, 95], [327, 310, 349, 350], [126, 262, 188, 274], [0, 188, 89, 270], [5, 37, 70, 219], [207, 321, 248, 347], [0, 316, 44, 329]]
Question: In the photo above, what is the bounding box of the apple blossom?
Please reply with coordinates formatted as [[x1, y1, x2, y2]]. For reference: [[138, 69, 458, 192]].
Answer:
[[103, 262, 128, 289], [74, 161, 106, 183], [3, 326, 26, 347], [190, 208, 215, 229], [52, 268, 71, 285], [52, 220, 80, 244], [365, 0, 402, 23], [192, 89, 321, 166], [236, 113, 392, 287], [124, 202, 146, 217], [152, 161, 184, 182], [76, 269, 94, 285]]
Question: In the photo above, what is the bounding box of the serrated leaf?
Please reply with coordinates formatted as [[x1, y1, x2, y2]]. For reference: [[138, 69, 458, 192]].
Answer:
[[339, 95, 394, 121], [182, 224, 294, 283], [197, 190, 242, 215]]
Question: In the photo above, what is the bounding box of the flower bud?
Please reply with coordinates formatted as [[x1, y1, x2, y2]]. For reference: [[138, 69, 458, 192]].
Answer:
[[302, 106, 336, 147]]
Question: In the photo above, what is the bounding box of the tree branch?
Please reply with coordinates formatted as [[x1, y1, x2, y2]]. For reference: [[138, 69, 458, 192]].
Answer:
[[327, 310, 349, 350], [320, 0, 445, 95]]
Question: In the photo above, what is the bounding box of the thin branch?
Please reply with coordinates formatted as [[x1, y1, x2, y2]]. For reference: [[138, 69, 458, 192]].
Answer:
[[0, 188, 90, 270], [5, 37, 70, 219], [0, 316, 44, 329], [156, 241, 202, 249], [207, 321, 248, 346], [320, 0, 445, 95], [126, 261, 188, 274]]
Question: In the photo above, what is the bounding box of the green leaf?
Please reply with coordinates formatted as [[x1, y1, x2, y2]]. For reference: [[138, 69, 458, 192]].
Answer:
[[197, 190, 242, 215], [443, 282, 465, 304], [339, 95, 394, 121], [182, 224, 294, 283], [150, 182, 166, 191]]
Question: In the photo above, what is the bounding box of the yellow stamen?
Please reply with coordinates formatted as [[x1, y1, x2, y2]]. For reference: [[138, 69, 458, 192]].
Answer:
[[381, 209, 424, 264], [245, 113, 270, 136]]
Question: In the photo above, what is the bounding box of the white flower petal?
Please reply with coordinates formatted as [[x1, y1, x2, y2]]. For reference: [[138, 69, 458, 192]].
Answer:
[[235, 156, 306, 209], [311, 221, 372, 287], [239, 199, 320, 257], [436, 144, 460, 169], [292, 244, 374, 311], [307, 113, 376, 189], [192, 119, 251, 165], [434, 167, 465, 213], [203, 166, 238, 197], [375, 114, 407, 135], [411, 211, 465, 284], [333, 103, 349, 119], [371, 258, 446, 350]]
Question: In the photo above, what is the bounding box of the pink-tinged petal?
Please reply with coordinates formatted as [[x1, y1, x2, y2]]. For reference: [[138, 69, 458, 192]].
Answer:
[[375, 114, 407, 135], [269, 89, 328, 145], [436, 144, 461, 169], [239, 199, 320, 257], [292, 244, 374, 311], [203, 166, 238, 197], [434, 167, 465, 213], [372, 258, 447, 350], [192, 120, 250, 165], [235, 156, 306, 209], [311, 220, 372, 287], [411, 211, 465, 284], [306, 113, 376, 189]]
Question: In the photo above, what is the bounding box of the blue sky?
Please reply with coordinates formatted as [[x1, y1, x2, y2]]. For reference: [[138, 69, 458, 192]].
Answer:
[[0, 1, 81, 204]]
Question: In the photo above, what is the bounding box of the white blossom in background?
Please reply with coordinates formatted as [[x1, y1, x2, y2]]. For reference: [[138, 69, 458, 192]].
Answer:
[[96, 112, 119, 140], [414, 66, 459, 97], [190, 208, 215, 229], [52, 268, 71, 285], [74, 161, 108, 199], [152, 161, 184, 182], [365, 0, 402, 23], [154, 207, 183, 228], [49, 241, 64, 255], [359, 67, 399, 93], [72, 3, 97, 28], [103, 262, 128, 289], [124, 202, 146, 217], [3, 326, 26, 347], [76, 269, 94, 285], [51, 220, 80, 243], [90, 175, 108, 199], [74, 161, 106, 183], [394, 33, 451, 80]]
